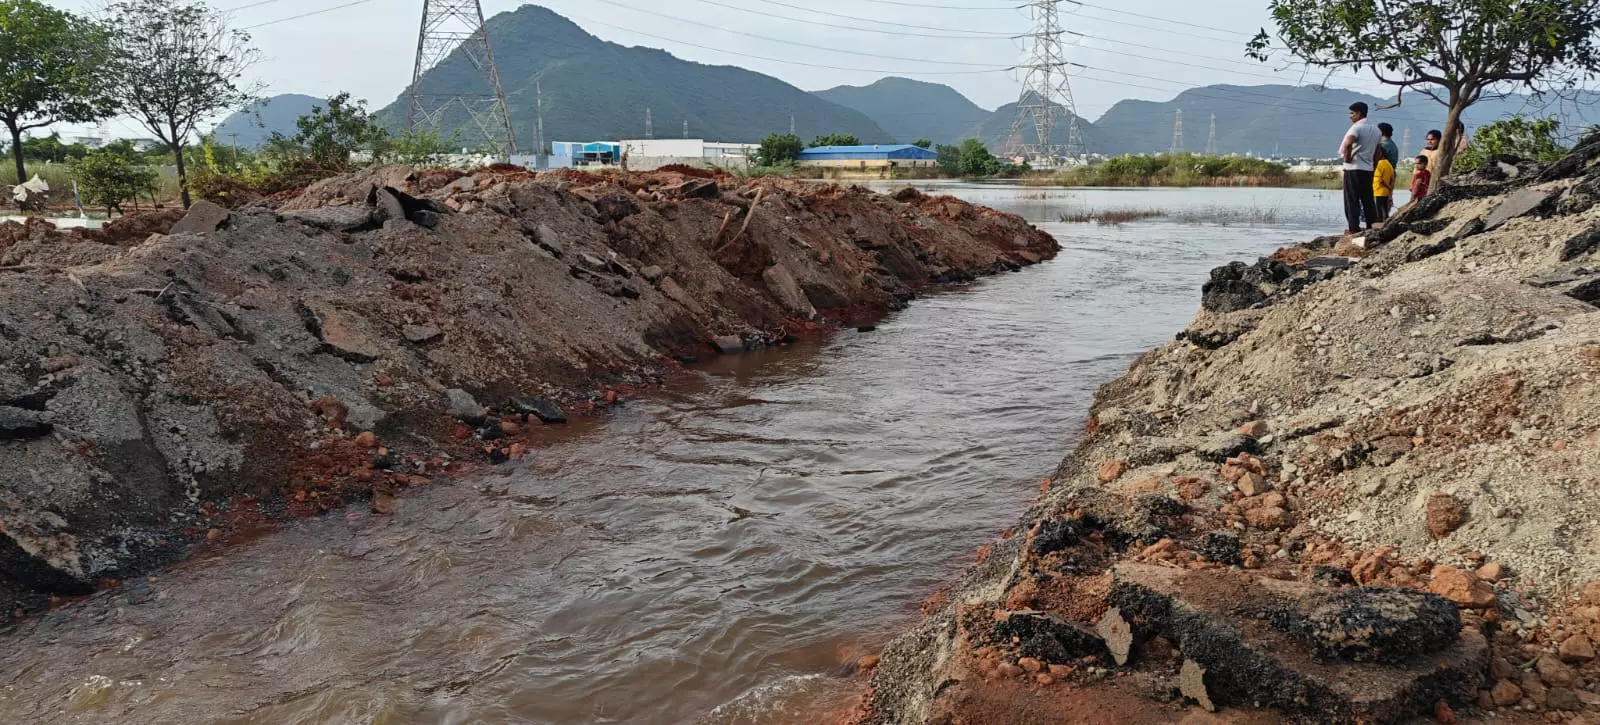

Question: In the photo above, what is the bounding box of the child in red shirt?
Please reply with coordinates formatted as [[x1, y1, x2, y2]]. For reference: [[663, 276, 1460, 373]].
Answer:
[[1411, 155, 1431, 200]]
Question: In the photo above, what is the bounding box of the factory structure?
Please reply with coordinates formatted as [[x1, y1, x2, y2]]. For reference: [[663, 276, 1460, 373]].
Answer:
[[520, 140, 941, 179]]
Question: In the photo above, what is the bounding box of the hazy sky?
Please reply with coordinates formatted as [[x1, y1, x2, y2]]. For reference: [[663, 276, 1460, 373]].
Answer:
[[49, 0, 1408, 138]]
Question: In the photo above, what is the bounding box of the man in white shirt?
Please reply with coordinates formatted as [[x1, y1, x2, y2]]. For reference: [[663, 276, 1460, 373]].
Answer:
[[1339, 101, 1381, 234]]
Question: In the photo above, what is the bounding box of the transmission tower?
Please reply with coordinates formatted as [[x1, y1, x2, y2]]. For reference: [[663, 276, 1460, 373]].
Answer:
[[1205, 114, 1218, 155], [1170, 110, 1184, 154], [1004, 0, 1086, 165], [683, 120, 688, 138], [645, 107, 653, 139], [533, 74, 545, 156], [1400, 128, 1411, 159], [407, 0, 517, 156]]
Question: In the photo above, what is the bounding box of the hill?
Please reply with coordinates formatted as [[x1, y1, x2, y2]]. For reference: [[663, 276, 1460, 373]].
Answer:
[[212, 94, 325, 148], [812, 77, 992, 145], [377, 5, 889, 151]]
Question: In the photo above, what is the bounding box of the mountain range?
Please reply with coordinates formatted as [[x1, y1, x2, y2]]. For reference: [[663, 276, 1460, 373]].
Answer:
[[214, 4, 1600, 158]]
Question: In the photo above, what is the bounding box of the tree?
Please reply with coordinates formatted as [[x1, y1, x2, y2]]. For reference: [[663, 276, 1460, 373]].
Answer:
[[104, 0, 261, 208], [1453, 114, 1568, 171], [0, 0, 118, 198], [1248, 0, 1600, 176], [935, 143, 963, 171], [934, 138, 1004, 177], [755, 132, 803, 167], [72, 146, 159, 216], [386, 127, 456, 167], [271, 92, 387, 172], [811, 133, 861, 148], [912, 139, 933, 149]]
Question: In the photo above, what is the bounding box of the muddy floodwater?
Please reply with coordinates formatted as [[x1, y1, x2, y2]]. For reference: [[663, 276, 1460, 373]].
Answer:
[[0, 185, 1343, 725]]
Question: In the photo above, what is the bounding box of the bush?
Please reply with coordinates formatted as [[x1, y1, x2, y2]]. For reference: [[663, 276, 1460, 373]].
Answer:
[[1454, 115, 1567, 172], [810, 133, 861, 147], [755, 133, 803, 167], [71, 147, 159, 214]]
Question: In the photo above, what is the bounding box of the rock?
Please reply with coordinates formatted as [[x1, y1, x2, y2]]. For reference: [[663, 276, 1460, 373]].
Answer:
[[994, 611, 1106, 664], [401, 324, 442, 344], [761, 264, 816, 318], [1236, 471, 1269, 496], [658, 276, 706, 315], [1433, 699, 1456, 724], [1560, 634, 1595, 662], [1548, 686, 1583, 711], [1097, 459, 1128, 482], [411, 209, 440, 230], [280, 205, 378, 232], [1490, 679, 1523, 707], [1474, 562, 1505, 581], [445, 388, 487, 425], [1286, 588, 1461, 663], [1244, 505, 1291, 530], [1180, 659, 1215, 712], [1195, 433, 1258, 462], [371, 491, 395, 515], [300, 300, 382, 363], [712, 335, 745, 355], [1109, 564, 1489, 723], [375, 187, 406, 223], [1198, 531, 1243, 566], [1018, 656, 1044, 673], [664, 177, 719, 199], [0, 406, 52, 440], [1537, 653, 1579, 687], [640, 265, 665, 282], [1427, 566, 1496, 608], [1484, 187, 1558, 231], [508, 396, 567, 424], [577, 252, 609, 272], [1237, 420, 1269, 439], [1559, 223, 1600, 261], [996, 662, 1023, 678], [354, 431, 378, 448], [1097, 607, 1133, 666], [168, 200, 230, 234], [1425, 494, 1466, 538]]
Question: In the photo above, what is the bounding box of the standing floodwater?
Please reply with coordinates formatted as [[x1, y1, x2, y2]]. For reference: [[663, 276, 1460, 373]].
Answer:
[[0, 185, 1341, 725]]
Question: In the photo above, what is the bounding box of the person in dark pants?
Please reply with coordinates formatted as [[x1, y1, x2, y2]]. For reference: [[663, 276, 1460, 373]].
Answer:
[[1339, 102, 1381, 234]]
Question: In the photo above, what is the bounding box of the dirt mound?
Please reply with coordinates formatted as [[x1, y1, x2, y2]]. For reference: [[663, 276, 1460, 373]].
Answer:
[[861, 143, 1600, 724], [0, 166, 1056, 616]]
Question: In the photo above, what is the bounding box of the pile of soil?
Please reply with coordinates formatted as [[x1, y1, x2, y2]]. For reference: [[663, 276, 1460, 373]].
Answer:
[[859, 142, 1600, 724], [0, 166, 1057, 615]]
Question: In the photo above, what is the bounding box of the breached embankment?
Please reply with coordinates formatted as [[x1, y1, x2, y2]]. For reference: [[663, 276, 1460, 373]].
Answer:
[[0, 166, 1057, 616], [859, 141, 1600, 724]]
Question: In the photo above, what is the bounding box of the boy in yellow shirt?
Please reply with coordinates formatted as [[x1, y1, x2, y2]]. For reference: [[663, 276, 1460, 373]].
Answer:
[[1373, 152, 1396, 221]]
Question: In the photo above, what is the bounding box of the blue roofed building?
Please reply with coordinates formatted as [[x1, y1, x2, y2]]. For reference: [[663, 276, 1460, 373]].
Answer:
[[796, 144, 939, 170]]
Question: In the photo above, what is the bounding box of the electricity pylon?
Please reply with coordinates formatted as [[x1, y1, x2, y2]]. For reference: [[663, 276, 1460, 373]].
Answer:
[[407, 0, 517, 155], [1205, 114, 1218, 155], [1171, 109, 1184, 154], [1004, 0, 1086, 164], [645, 107, 653, 139]]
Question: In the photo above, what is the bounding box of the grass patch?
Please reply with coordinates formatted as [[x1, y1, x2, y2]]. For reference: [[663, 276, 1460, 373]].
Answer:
[[1170, 204, 1283, 225], [1057, 209, 1165, 225]]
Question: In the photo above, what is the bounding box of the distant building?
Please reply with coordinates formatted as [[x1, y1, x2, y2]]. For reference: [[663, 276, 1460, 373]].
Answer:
[[550, 141, 621, 167], [617, 139, 759, 170], [71, 136, 105, 149], [796, 144, 939, 169]]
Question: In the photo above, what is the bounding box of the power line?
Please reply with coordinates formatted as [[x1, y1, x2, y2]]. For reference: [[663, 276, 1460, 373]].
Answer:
[[744, 0, 1018, 36], [241, 0, 375, 29], [1065, 0, 1253, 39], [585, 0, 1013, 66], [559, 10, 1017, 75], [853, 0, 1025, 8], [682, 0, 1022, 39], [222, 0, 292, 11]]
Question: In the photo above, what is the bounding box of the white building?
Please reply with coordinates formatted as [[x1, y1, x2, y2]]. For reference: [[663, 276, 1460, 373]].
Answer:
[[617, 139, 760, 170]]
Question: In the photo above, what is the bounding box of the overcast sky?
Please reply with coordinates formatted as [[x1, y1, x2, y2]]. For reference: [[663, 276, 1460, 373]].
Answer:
[[49, 0, 1406, 138]]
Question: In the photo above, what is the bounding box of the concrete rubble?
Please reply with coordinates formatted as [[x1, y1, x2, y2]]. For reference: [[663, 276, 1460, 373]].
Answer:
[[857, 137, 1600, 724], [0, 164, 1057, 615]]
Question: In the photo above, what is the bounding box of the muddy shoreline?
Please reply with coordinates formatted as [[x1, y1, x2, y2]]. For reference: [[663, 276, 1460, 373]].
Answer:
[[859, 142, 1600, 724], [0, 166, 1058, 617]]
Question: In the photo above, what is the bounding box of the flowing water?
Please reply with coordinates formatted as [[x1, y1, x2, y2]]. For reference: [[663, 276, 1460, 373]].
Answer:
[[0, 184, 1345, 725]]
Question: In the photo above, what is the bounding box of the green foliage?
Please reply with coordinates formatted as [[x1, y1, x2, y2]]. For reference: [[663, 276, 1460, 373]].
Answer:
[[811, 133, 861, 148], [933, 138, 1019, 177], [15, 133, 88, 163], [71, 145, 158, 214], [1248, 0, 1600, 175], [0, 0, 118, 190], [911, 139, 933, 149], [1057, 153, 1290, 186], [1453, 115, 1568, 171], [263, 92, 386, 172], [756, 133, 804, 167], [385, 127, 456, 166], [104, 0, 262, 207]]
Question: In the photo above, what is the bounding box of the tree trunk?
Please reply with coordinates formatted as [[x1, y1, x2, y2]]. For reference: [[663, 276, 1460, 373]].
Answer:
[[1435, 101, 1468, 179], [7, 122, 24, 189], [173, 141, 191, 209]]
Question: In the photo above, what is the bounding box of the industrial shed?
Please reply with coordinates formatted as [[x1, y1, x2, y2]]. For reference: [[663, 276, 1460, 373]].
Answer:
[[796, 144, 939, 169]]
